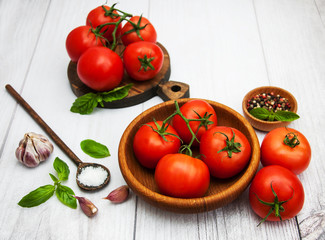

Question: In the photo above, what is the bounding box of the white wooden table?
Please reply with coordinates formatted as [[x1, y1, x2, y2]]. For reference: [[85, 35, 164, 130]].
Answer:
[[1, 0, 324, 239]]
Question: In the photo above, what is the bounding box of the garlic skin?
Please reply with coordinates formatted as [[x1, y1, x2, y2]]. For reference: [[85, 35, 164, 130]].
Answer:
[[74, 196, 98, 217], [104, 185, 129, 203], [15, 132, 54, 167]]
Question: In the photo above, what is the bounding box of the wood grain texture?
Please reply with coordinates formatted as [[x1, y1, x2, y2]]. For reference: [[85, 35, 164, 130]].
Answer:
[[0, 0, 324, 239]]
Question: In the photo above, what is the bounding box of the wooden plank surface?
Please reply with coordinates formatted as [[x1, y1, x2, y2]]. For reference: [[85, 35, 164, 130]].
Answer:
[[0, 0, 324, 239]]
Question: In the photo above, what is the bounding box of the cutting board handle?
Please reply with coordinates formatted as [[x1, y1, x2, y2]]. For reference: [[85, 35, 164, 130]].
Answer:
[[156, 81, 190, 101]]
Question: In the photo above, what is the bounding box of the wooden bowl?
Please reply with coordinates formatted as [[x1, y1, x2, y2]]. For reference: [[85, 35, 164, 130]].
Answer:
[[242, 86, 298, 132], [118, 98, 260, 213]]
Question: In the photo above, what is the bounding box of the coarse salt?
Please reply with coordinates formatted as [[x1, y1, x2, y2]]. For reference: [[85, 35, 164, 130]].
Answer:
[[77, 165, 108, 187]]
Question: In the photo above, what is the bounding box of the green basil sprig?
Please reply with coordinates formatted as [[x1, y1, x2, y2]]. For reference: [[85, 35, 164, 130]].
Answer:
[[249, 108, 299, 122], [70, 83, 133, 115], [18, 157, 77, 209], [80, 139, 110, 158]]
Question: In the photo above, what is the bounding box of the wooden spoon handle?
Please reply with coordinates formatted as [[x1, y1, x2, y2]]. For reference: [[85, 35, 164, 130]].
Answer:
[[156, 81, 190, 101], [5, 84, 83, 166]]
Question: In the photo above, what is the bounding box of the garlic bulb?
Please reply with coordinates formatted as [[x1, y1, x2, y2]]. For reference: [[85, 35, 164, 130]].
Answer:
[[15, 132, 54, 167]]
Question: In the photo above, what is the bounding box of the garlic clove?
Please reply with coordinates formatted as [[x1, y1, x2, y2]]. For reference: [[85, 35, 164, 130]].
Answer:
[[32, 135, 53, 162], [74, 196, 98, 217], [15, 132, 54, 168], [103, 185, 129, 203]]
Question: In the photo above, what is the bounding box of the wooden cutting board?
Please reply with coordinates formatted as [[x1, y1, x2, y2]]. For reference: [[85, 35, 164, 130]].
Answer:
[[67, 42, 190, 108]]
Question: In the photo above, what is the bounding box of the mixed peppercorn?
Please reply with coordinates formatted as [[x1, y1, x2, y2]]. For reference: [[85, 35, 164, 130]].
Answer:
[[246, 92, 291, 112]]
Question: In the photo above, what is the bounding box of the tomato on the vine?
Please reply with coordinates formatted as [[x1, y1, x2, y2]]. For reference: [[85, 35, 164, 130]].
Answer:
[[86, 5, 122, 42], [172, 99, 217, 146], [121, 15, 157, 46], [249, 165, 304, 224], [77, 46, 123, 92], [261, 127, 311, 175], [66, 26, 106, 62], [133, 121, 181, 169], [123, 41, 164, 81], [154, 153, 210, 198], [200, 126, 251, 179]]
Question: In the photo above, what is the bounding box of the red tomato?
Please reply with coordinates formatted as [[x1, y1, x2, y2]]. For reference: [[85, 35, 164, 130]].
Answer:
[[77, 47, 123, 92], [123, 42, 164, 81], [249, 165, 304, 223], [154, 153, 210, 198], [200, 126, 251, 179], [133, 121, 181, 169], [66, 26, 106, 62], [121, 16, 157, 46], [261, 127, 311, 175], [172, 100, 217, 146], [86, 5, 122, 42]]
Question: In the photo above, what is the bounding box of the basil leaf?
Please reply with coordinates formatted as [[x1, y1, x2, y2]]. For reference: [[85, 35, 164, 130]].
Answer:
[[55, 184, 77, 209], [70, 92, 99, 115], [49, 173, 59, 183], [249, 108, 271, 120], [101, 84, 133, 102], [53, 157, 70, 181], [80, 139, 110, 158], [18, 185, 55, 208], [274, 111, 300, 122]]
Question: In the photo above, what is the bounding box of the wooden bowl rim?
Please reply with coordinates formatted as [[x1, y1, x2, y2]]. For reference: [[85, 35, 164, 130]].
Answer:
[[118, 98, 260, 212], [242, 86, 298, 125]]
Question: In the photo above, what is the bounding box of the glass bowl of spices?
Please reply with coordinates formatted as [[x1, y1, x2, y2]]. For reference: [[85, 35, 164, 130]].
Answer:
[[242, 86, 298, 132]]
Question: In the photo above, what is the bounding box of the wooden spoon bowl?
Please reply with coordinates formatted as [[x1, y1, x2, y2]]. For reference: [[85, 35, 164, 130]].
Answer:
[[118, 98, 260, 213], [242, 86, 298, 132]]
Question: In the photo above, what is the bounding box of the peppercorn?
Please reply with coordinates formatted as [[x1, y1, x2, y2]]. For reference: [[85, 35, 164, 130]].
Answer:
[[246, 92, 291, 112]]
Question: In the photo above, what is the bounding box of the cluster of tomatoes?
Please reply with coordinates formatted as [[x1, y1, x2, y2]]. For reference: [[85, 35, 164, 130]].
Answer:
[[65, 4, 164, 92], [249, 127, 311, 224], [133, 99, 252, 198]]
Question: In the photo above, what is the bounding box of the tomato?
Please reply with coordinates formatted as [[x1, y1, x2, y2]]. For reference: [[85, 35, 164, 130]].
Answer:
[[77, 47, 123, 92], [154, 153, 210, 198], [66, 26, 106, 62], [121, 16, 157, 46], [133, 121, 181, 169], [200, 126, 251, 179], [172, 100, 217, 146], [86, 5, 122, 42], [123, 42, 164, 81], [249, 165, 304, 224], [261, 127, 311, 175]]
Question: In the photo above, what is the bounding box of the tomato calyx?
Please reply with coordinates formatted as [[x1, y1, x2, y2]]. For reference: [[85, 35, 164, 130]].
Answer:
[[283, 132, 300, 148], [144, 119, 182, 143], [101, 4, 120, 19], [138, 54, 155, 72], [215, 130, 242, 158], [122, 14, 149, 41], [255, 182, 295, 226]]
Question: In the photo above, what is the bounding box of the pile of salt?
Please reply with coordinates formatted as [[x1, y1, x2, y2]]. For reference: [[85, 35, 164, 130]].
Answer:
[[77, 165, 108, 187]]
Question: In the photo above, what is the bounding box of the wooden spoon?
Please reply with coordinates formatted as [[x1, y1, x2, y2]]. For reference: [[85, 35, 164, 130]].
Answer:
[[5, 84, 110, 191]]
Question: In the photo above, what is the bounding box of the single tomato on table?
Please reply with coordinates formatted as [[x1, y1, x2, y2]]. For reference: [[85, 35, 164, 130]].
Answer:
[[172, 100, 217, 146], [77, 46, 123, 92], [154, 153, 210, 198], [66, 26, 106, 62], [261, 127, 311, 175], [86, 5, 122, 42], [123, 41, 164, 81], [249, 165, 304, 224], [121, 15, 157, 46], [133, 121, 181, 169], [200, 126, 251, 179]]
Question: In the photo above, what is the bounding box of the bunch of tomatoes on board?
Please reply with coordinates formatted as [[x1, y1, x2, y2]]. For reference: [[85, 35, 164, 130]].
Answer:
[[65, 3, 164, 92], [133, 99, 312, 225]]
